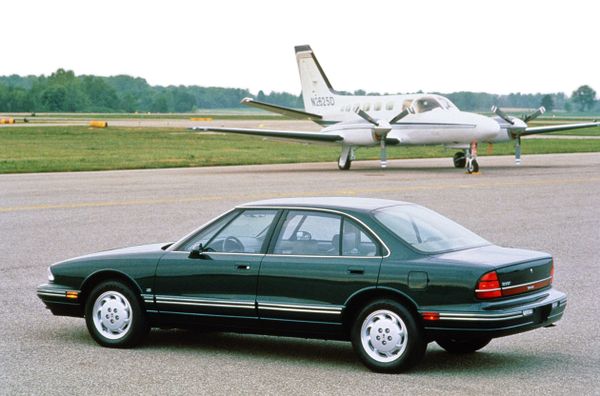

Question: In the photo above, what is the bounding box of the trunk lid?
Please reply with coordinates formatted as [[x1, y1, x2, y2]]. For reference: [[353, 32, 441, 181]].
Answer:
[[437, 245, 554, 298]]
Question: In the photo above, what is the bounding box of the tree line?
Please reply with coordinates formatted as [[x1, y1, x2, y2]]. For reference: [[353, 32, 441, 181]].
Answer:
[[0, 69, 596, 113]]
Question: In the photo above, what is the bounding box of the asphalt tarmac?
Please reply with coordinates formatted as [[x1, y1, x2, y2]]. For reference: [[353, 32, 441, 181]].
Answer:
[[1, 153, 599, 395]]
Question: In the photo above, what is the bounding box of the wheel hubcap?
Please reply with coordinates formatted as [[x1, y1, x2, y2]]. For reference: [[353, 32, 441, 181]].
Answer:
[[361, 309, 407, 363], [92, 291, 132, 340]]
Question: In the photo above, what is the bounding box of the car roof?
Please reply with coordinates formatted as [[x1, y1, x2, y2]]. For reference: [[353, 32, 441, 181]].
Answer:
[[239, 197, 412, 212]]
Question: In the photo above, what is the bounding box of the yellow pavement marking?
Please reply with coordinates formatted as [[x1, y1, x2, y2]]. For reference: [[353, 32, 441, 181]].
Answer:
[[1, 176, 599, 214]]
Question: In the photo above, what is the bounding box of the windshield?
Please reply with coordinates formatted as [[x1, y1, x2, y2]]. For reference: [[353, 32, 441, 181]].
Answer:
[[409, 96, 458, 113], [373, 205, 489, 253]]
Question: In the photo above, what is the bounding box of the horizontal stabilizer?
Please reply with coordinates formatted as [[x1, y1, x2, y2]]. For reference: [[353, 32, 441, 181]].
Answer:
[[190, 126, 342, 142], [523, 121, 600, 136], [241, 98, 322, 122]]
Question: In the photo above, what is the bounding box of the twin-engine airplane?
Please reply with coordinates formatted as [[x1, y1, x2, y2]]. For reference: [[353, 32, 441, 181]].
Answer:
[[193, 45, 600, 172]]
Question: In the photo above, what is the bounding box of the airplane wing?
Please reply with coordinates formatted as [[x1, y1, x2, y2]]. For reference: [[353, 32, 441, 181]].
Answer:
[[522, 121, 600, 136], [241, 97, 323, 123], [190, 126, 342, 142]]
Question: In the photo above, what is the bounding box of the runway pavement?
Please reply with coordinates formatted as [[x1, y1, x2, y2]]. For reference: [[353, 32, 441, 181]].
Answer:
[[1, 153, 599, 395]]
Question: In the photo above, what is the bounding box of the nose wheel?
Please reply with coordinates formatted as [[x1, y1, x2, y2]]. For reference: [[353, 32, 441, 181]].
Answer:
[[338, 145, 355, 170], [465, 141, 479, 174]]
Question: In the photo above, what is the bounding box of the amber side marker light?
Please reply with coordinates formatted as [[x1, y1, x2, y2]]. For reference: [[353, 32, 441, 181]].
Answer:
[[66, 291, 79, 300], [421, 312, 440, 321]]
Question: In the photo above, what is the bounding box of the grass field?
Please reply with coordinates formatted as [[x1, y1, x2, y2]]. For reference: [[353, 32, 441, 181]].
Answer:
[[2, 125, 600, 174]]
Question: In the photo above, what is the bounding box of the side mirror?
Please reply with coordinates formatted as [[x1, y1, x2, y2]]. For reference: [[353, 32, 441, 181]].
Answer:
[[188, 243, 208, 259]]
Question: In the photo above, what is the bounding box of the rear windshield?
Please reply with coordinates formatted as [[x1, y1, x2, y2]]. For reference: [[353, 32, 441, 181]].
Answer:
[[373, 205, 489, 253]]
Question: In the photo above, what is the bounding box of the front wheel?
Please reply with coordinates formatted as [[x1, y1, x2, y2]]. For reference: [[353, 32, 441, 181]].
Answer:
[[436, 337, 491, 354], [351, 300, 426, 373], [466, 159, 479, 174], [85, 281, 148, 348]]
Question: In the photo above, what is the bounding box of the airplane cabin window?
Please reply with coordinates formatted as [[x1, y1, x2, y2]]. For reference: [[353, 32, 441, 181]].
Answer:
[[386, 102, 394, 111], [352, 104, 360, 112], [374, 102, 382, 111], [345, 104, 351, 112], [362, 103, 371, 111]]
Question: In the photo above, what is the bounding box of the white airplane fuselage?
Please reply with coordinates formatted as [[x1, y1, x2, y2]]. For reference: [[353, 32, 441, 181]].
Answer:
[[316, 94, 503, 147]]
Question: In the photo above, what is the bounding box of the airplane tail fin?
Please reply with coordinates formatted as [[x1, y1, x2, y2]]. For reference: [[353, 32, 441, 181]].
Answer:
[[295, 45, 338, 114]]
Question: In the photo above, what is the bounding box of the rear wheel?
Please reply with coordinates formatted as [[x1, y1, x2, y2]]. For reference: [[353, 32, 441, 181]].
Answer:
[[436, 337, 491, 354], [351, 300, 426, 373], [453, 151, 466, 168], [85, 281, 148, 348]]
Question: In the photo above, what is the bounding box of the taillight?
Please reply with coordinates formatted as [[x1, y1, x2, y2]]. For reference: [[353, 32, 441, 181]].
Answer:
[[476, 271, 502, 299], [550, 261, 554, 284]]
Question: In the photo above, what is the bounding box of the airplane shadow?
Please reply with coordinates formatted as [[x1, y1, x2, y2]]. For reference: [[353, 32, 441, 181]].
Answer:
[[208, 161, 567, 176]]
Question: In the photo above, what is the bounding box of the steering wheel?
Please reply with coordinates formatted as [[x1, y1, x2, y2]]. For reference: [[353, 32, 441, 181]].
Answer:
[[223, 236, 244, 253]]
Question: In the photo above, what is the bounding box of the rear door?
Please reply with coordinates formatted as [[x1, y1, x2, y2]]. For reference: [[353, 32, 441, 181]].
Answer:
[[257, 209, 383, 323]]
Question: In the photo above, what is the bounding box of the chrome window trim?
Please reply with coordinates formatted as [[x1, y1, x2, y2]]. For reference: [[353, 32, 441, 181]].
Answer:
[[240, 205, 391, 258], [265, 253, 381, 260]]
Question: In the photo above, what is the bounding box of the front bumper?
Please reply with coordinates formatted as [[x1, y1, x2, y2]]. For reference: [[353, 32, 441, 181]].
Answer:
[[37, 283, 83, 317], [420, 288, 567, 339]]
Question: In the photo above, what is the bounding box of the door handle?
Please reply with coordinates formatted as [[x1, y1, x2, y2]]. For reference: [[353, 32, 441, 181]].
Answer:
[[236, 264, 251, 270], [348, 266, 364, 275]]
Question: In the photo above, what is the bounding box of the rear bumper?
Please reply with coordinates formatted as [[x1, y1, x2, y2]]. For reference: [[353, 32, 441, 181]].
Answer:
[[37, 283, 83, 317], [421, 288, 567, 339]]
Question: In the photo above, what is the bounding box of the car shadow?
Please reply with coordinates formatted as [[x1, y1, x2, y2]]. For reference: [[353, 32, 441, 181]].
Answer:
[[62, 327, 549, 374], [143, 329, 360, 367]]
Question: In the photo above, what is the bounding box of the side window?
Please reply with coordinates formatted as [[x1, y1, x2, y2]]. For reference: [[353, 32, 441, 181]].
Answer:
[[180, 211, 237, 251], [205, 209, 277, 253], [273, 211, 341, 256], [342, 218, 380, 256], [386, 102, 394, 111]]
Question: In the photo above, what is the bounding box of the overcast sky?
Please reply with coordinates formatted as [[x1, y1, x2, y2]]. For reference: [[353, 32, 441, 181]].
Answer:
[[1, 0, 597, 96]]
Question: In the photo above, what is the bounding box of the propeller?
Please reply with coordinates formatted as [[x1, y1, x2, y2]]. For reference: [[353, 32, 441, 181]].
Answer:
[[522, 106, 545, 123], [491, 106, 545, 164], [355, 107, 414, 168], [491, 106, 514, 125]]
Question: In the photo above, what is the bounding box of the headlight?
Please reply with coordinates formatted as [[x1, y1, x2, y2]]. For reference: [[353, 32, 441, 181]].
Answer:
[[47, 267, 55, 282]]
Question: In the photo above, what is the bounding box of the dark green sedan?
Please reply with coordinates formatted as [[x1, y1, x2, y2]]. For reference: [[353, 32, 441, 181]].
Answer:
[[37, 197, 566, 372]]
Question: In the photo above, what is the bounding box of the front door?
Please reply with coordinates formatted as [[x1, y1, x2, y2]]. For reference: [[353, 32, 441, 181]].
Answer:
[[154, 209, 279, 320]]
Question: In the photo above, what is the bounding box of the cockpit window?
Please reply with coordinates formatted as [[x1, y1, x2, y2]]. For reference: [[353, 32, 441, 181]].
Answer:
[[406, 96, 458, 113], [412, 97, 442, 113], [437, 97, 458, 110]]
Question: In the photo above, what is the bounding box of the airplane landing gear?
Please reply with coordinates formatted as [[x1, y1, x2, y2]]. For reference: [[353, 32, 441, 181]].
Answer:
[[453, 151, 466, 168], [338, 146, 355, 170], [465, 141, 479, 174]]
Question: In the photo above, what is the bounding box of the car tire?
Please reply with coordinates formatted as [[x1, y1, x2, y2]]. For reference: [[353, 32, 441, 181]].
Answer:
[[85, 281, 148, 348], [351, 300, 426, 373], [436, 337, 491, 354]]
